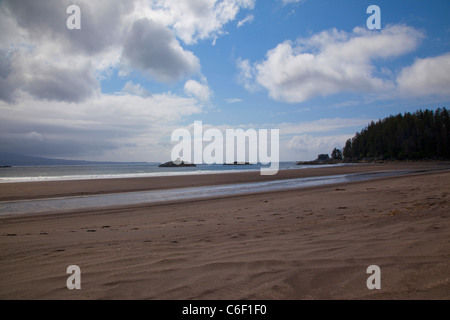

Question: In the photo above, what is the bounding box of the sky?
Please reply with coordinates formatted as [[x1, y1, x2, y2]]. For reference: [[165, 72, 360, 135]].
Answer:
[[0, 0, 449, 162]]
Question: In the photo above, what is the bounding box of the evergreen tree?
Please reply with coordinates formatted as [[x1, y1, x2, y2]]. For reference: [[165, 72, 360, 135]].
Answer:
[[317, 154, 330, 161], [343, 139, 352, 159], [343, 108, 450, 160], [331, 148, 343, 160]]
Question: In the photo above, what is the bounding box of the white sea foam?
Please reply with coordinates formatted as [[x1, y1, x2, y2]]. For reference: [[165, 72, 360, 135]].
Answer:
[[0, 163, 350, 183], [0, 168, 255, 183]]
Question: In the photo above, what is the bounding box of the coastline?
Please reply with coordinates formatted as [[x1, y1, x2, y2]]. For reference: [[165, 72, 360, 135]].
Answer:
[[0, 163, 449, 299], [1, 162, 449, 202]]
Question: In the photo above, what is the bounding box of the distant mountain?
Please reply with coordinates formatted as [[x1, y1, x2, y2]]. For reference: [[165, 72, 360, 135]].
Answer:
[[0, 152, 152, 166]]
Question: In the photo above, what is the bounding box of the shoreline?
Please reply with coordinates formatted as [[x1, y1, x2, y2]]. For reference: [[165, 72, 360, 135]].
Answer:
[[0, 168, 446, 218], [0, 163, 449, 299], [1, 162, 449, 202]]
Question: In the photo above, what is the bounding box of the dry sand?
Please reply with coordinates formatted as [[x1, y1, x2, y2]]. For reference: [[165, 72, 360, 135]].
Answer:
[[0, 163, 449, 299]]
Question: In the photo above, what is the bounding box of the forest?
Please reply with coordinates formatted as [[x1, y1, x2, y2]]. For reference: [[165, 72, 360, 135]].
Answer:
[[342, 108, 450, 161]]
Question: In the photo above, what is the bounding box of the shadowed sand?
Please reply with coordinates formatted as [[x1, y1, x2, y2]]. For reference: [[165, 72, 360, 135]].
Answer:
[[0, 163, 449, 299]]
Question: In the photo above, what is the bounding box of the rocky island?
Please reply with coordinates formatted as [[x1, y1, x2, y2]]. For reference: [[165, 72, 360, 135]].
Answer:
[[224, 161, 253, 165], [159, 159, 196, 167]]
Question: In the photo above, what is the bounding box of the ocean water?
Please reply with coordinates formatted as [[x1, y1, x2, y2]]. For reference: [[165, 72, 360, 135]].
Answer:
[[0, 162, 349, 183]]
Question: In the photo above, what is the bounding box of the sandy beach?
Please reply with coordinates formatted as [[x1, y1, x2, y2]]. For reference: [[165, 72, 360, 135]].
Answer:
[[0, 163, 449, 299]]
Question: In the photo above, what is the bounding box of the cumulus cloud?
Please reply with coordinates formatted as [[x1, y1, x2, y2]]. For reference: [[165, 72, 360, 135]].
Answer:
[[0, 48, 101, 103], [121, 81, 152, 97], [26, 61, 100, 103], [397, 53, 450, 98], [135, 0, 255, 44], [0, 0, 257, 160], [122, 18, 200, 82], [0, 0, 251, 103], [239, 25, 424, 103], [0, 0, 131, 103], [3, 0, 134, 55], [184, 79, 212, 102]]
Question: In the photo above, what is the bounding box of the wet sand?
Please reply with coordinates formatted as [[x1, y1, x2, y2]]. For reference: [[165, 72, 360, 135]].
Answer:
[[0, 162, 447, 201], [0, 163, 449, 299]]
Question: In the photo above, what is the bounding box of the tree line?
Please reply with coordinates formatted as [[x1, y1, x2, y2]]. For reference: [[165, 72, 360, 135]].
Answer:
[[340, 108, 450, 160]]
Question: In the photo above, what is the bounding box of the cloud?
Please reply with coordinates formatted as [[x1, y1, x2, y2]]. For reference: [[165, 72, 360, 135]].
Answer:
[[287, 134, 350, 154], [278, 117, 373, 159], [278, 0, 304, 5], [240, 25, 424, 103], [122, 18, 200, 82], [0, 49, 16, 103], [0, 92, 203, 160], [25, 60, 100, 103], [1, 0, 253, 103], [236, 57, 259, 91], [279, 118, 372, 135], [226, 98, 243, 104], [397, 53, 450, 98], [0, 0, 131, 103], [121, 81, 152, 97], [237, 14, 254, 28], [0, 0, 258, 161], [136, 0, 256, 45], [3, 0, 134, 56], [0, 48, 101, 103], [184, 79, 212, 102]]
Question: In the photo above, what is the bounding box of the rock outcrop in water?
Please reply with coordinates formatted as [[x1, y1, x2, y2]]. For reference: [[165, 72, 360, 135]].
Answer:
[[224, 161, 253, 165], [159, 158, 196, 167]]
